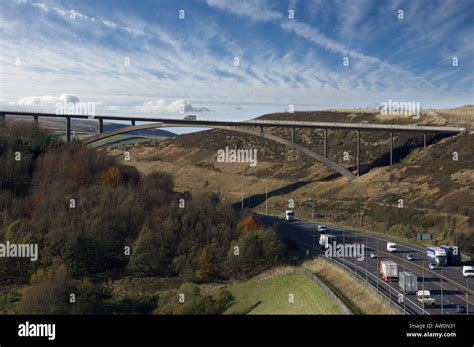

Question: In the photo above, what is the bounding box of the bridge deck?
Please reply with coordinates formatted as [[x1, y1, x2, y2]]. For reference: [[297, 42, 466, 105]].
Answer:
[[0, 110, 467, 133]]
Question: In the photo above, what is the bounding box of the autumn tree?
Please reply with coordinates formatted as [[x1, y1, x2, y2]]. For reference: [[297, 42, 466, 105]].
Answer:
[[240, 215, 260, 236], [195, 248, 214, 282], [100, 167, 122, 187]]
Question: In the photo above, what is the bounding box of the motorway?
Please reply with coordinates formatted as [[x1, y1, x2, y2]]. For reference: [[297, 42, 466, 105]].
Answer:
[[256, 214, 474, 315]]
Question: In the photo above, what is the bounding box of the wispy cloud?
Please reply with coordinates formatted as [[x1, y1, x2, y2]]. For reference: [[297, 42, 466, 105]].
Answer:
[[0, 0, 472, 114], [136, 99, 211, 114]]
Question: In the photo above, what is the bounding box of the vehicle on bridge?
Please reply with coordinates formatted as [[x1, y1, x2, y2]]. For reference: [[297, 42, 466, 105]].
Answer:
[[319, 234, 336, 250], [399, 271, 418, 294], [380, 260, 398, 281], [386, 242, 398, 253], [440, 245, 462, 266], [183, 115, 197, 121], [426, 246, 447, 266], [285, 210, 294, 221], [416, 290, 435, 307]]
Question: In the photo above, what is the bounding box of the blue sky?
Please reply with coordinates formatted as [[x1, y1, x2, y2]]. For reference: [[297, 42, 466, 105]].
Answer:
[[0, 0, 473, 121]]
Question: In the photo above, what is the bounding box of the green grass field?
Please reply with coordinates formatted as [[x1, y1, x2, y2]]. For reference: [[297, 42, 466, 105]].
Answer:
[[224, 272, 342, 314]]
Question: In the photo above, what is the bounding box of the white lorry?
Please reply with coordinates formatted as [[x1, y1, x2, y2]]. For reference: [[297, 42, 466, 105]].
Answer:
[[387, 242, 398, 253], [319, 234, 337, 250], [416, 290, 435, 307], [285, 210, 294, 221], [426, 246, 447, 266], [399, 271, 418, 294], [380, 260, 398, 281]]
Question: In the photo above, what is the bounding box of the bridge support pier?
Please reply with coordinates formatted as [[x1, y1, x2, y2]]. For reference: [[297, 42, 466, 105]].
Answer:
[[323, 129, 328, 158], [0, 113, 5, 127], [291, 128, 295, 143], [423, 133, 426, 149], [259, 126, 264, 135], [131, 120, 135, 126], [356, 130, 360, 177], [389, 131, 394, 165], [66, 117, 71, 142], [33, 115, 38, 127], [98, 118, 103, 133]]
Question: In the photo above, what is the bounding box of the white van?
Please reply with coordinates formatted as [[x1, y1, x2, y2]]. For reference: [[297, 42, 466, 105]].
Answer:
[[387, 242, 398, 253], [463, 266, 474, 277], [285, 210, 294, 221], [317, 224, 327, 232]]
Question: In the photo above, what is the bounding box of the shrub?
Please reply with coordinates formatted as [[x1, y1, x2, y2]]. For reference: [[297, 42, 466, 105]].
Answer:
[[17, 263, 100, 314]]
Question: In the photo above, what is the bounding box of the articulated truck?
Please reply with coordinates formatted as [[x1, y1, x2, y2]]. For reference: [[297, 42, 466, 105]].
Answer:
[[440, 245, 462, 265], [380, 260, 398, 281], [426, 246, 447, 266]]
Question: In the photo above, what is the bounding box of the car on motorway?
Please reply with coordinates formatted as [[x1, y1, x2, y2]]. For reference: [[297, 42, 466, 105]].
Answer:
[[429, 262, 441, 270], [317, 224, 327, 232], [183, 115, 197, 120], [370, 252, 377, 259], [406, 254, 415, 261], [462, 265, 474, 277], [455, 305, 467, 314]]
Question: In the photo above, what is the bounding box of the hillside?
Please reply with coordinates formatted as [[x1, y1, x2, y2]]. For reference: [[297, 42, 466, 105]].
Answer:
[[106, 108, 474, 252], [5, 116, 177, 138]]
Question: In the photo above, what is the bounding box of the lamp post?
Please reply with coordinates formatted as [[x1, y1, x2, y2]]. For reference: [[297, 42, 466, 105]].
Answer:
[[265, 183, 268, 216], [365, 234, 368, 286], [466, 278, 470, 315], [376, 239, 379, 294], [422, 259, 425, 315], [441, 265, 444, 315]]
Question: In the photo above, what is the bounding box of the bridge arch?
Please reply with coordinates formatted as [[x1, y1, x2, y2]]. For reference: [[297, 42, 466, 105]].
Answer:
[[81, 123, 356, 180]]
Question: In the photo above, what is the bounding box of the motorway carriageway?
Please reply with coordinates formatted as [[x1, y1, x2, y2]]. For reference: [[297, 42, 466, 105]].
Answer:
[[256, 214, 474, 315]]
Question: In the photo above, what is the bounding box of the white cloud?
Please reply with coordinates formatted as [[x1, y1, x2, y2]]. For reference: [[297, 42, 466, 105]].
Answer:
[[31, 2, 48, 12], [102, 20, 117, 29], [136, 99, 211, 114], [12, 93, 80, 106], [58, 93, 80, 104], [16, 95, 58, 106], [18, 0, 146, 35], [206, 1, 436, 91], [0, 18, 17, 31], [205, 0, 282, 22]]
